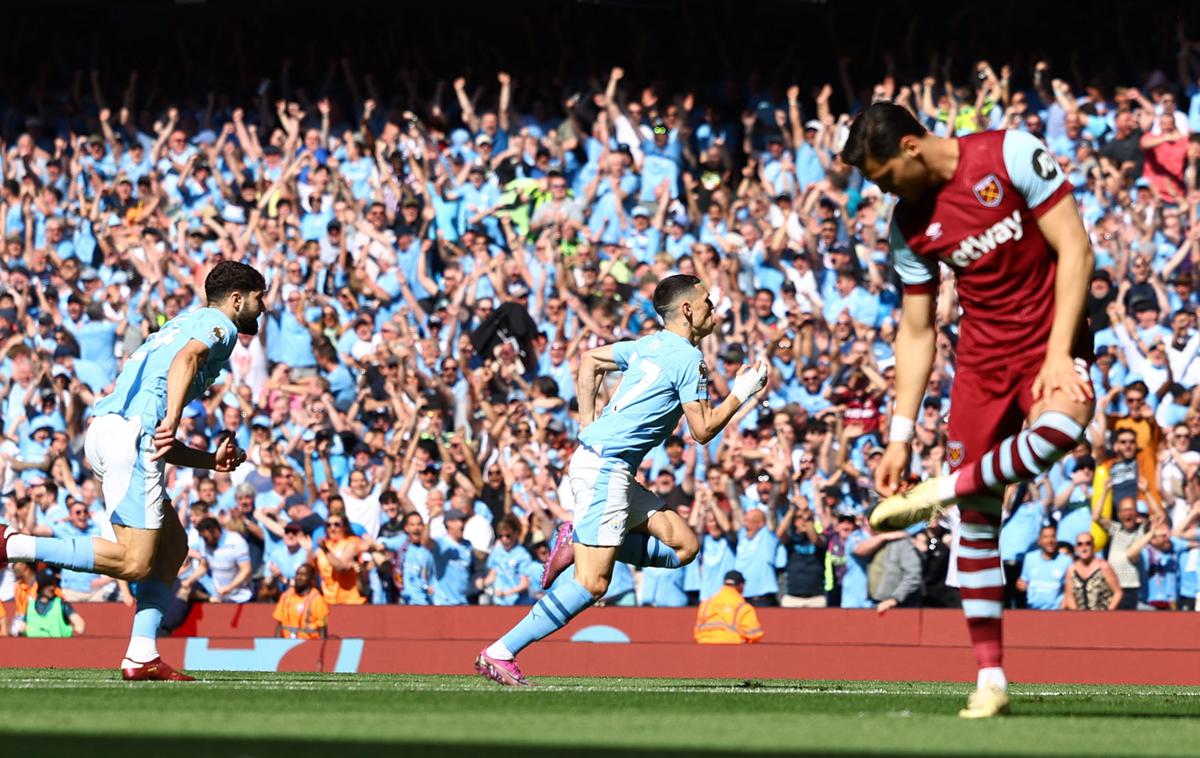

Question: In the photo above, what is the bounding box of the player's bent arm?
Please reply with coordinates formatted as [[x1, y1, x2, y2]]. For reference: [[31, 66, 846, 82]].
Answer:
[[1036, 195, 1095, 359], [891, 290, 937, 424], [69, 612, 85, 635], [682, 394, 742, 446], [164, 442, 221, 470], [163, 338, 211, 429], [576, 344, 620, 426]]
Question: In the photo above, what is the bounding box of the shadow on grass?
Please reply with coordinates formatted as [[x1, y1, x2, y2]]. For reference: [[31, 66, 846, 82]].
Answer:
[[1, 734, 1189, 758]]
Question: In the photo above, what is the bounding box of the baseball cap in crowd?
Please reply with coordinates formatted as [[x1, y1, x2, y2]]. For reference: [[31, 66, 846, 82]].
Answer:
[[1076, 455, 1096, 471], [87, 134, 104, 146], [547, 418, 566, 434], [283, 494, 309, 510], [719, 343, 746, 363], [805, 119, 823, 132], [508, 282, 530, 297], [631, 207, 650, 218], [723, 570, 746, 586], [1134, 177, 1152, 190], [443, 508, 468, 522], [1090, 270, 1111, 284], [284, 521, 306, 534], [475, 134, 493, 146], [435, 297, 451, 310], [221, 205, 247, 224], [80, 267, 99, 281], [251, 415, 270, 429], [36, 567, 59, 587]]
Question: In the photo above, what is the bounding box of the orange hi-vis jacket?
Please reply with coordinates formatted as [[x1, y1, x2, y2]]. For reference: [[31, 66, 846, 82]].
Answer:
[[273, 586, 329, 639], [693, 586, 764, 644]]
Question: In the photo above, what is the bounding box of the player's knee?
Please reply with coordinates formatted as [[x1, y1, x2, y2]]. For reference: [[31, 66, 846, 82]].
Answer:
[[120, 554, 154, 582], [576, 573, 610, 599], [675, 534, 699, 566]]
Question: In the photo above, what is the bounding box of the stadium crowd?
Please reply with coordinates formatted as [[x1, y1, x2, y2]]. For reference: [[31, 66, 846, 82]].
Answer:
[[2, 13, 1200, 633]]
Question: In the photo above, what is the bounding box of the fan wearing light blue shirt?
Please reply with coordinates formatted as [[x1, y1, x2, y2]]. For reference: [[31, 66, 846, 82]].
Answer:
[[478, 274, 770, 685], [484, 516, 534, 606], [1017, 526, 1072, 610]]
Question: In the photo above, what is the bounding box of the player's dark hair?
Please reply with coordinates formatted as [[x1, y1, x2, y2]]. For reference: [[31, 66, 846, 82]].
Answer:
[[204, 260, 266, 304], [840, 103, 928, 170], [197, 517, 221, 533], [652, 274, 701, 318]]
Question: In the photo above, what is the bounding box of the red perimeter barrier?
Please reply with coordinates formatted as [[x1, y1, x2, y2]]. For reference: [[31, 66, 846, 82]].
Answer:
[[1, 604, 1197, 684]]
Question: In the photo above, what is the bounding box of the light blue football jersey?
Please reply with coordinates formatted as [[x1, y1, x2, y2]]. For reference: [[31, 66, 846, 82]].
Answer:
[[578, 330, 708, 468], [94, 307, 239, 428]]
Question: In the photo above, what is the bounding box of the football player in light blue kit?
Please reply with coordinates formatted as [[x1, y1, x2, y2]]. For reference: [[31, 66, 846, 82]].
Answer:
[[1, 261, 266, 680], [476, 274, 769, 685]]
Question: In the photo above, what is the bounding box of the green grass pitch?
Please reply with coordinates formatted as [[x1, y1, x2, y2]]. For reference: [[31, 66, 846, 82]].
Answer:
[[0, 670, 1196, 756]]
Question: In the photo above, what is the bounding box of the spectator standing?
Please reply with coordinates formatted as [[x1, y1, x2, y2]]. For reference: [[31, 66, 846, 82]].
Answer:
[[429, 509, 473, 606], [1017, 525, 1073, 610], [777, 499, 827, 607], [1064, 533, 1123, 611], [1173, 504, 1200, 611], [731, 506, 781, 606], [480, 515, 532, 606], [197, 517, 253, 604], [314, 515, 366, 606], [1099, 496, 1158, 609], [868, 532, 924, 614], [1125, 514, 1186, 610]]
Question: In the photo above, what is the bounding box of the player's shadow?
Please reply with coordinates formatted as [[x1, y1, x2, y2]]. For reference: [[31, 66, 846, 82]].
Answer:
[[8, 733, 1200, 758]]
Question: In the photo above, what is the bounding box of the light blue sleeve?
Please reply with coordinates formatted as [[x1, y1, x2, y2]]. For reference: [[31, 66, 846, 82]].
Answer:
[[1002, 129, 1068, 211], [674, 348, 709, 405], [181, 309, 234, 351], [888, 224, 937, 287], [612, 339, 636, 371]]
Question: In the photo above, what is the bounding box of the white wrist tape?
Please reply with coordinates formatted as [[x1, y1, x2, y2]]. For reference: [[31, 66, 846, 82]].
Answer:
[[731, 361, 768, 404], [889, 414, 916, 443]]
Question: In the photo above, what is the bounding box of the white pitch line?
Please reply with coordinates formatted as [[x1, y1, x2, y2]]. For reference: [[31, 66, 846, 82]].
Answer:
[[0, 678, 1196, 697]]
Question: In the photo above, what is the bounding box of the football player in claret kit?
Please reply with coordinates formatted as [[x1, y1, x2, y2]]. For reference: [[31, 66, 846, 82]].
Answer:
[[475, 274, 769, 686], [1, 261, 266, 680], [841, 103, 1095, 718]]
